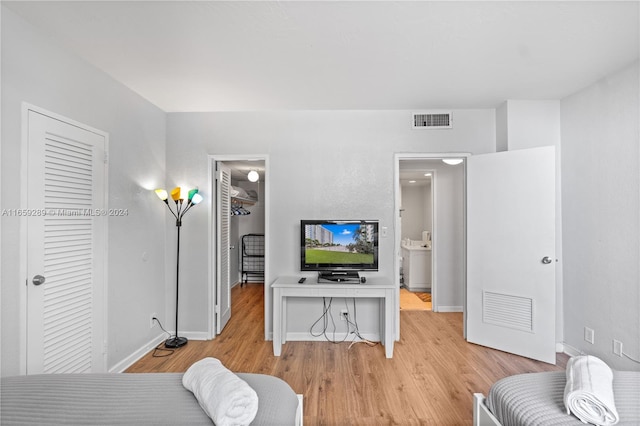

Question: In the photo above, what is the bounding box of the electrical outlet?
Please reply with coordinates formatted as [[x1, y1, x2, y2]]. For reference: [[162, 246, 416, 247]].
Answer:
[[613, 339, 623, 357], [150, 313, 157, 329], [340, 309, 349, 321], [584, 327, 595, 344]]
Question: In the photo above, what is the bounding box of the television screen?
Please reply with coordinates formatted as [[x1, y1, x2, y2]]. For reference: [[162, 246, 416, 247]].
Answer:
[[301, 220, 379, 271]]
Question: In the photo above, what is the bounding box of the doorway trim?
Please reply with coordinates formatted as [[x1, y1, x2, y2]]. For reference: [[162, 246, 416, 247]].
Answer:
[[394, 153, 470, 338], [207, 154, 269, 340]]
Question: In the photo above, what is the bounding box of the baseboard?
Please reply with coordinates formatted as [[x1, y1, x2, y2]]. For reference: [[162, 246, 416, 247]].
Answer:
[[285, 332, 380, 342], [108, 331, 212, 373], [560, 342, 584, 357], [434, 305, 463, 312], [406, 285, 431, 292], [109, 333, 166, 373], [181, 331, 211, 341]]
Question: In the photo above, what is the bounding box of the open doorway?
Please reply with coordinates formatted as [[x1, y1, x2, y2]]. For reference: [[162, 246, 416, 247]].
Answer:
[[399, 168, 434, 311], [224, 160, 265, 288], [209, 156, 268, 339], [394, 154, 467, 337]]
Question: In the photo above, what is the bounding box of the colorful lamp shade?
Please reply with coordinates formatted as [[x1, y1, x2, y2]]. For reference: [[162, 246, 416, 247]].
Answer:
[[191, 193, 203, 205], [155, 189, 168, 201], [170, 187, 181, 201]]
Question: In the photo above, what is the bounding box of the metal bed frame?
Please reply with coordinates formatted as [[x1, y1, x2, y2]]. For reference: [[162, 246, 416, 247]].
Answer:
[[241, 233, 264, 284]]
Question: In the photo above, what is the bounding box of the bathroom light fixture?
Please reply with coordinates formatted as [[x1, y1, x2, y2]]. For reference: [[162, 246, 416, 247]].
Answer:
[[442, 158, 463, 165], [247, 170, 259, 182], [409, 180, 417, 183], [424, 173, 432, 177]]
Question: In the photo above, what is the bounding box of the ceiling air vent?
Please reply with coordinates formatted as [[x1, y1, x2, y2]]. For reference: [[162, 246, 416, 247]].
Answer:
[[412, 112, 452, 129]]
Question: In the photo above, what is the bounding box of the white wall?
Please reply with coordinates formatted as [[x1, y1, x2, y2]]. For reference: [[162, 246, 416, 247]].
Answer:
[[561, 61, 640, 370], [166, 110, 495, 337], [401, 182, 431, 241], [1, 7, 167, 375], [502, 100, 561, 151]]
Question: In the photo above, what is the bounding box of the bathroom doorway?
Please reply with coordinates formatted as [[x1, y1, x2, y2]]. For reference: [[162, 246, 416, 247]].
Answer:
[[394, 154, 466, 336], [399, 168, 434, 312]]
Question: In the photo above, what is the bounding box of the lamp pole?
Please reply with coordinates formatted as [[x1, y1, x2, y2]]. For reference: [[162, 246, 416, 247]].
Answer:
[[166, 217, 186, 348], [155, 187, 203, 349]]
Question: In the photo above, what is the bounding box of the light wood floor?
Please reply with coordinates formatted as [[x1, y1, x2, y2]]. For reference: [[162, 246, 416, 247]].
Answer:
[[400, 288, 431, 310], [127, 283, 568, 425]]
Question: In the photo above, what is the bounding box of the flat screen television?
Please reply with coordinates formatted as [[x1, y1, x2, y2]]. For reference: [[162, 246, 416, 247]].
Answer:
[[300, 220, 379, 272]]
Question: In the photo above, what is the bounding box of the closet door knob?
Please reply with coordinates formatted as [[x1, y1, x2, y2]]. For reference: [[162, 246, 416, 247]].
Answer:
[[32, 275, 46, 286], [541, 256, 553, 264]]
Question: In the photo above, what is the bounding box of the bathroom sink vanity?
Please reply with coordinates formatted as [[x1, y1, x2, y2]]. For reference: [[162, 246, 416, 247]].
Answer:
[[401, 241, 432, 292]]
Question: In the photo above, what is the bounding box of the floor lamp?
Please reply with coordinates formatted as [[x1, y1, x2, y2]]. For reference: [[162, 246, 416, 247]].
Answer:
[[155, 187, 203, 348]]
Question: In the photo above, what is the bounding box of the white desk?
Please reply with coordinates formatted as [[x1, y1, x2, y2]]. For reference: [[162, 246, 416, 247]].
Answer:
[[272, 276, 395, 358]]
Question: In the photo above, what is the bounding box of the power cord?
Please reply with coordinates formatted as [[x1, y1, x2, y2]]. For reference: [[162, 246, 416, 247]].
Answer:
[[309, 297, 378, 348], [344, 298, 378, 348], [151, 317, 175, 358], [309, 298, 349, 343], [621, 350, 640, 364]]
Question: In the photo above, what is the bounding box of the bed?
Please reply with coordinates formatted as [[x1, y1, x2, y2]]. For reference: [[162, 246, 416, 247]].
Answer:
[[1, 372, 303, 425], [473, 370, 640, 426]]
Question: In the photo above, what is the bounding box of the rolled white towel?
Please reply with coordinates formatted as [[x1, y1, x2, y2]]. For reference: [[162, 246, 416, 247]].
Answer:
[[564, 355, 619, 425], [183, 357, 259, 426]]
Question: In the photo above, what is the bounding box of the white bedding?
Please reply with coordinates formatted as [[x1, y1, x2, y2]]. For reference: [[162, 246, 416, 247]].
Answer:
[[182, 358, 259, 426], [564, 356, 619, 425], [482, 371, 640, 426], [1, 372, 301, 425]]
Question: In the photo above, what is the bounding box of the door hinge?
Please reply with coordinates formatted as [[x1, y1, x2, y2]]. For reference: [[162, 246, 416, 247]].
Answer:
[[103, 151, 108, 164], [215, 304, 220, 314]]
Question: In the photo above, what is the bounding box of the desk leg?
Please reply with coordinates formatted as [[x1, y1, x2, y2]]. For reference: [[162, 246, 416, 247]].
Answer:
[[384, 289, 394, 358], [273, 288, 282, 356], [282, 296, 287, 344]]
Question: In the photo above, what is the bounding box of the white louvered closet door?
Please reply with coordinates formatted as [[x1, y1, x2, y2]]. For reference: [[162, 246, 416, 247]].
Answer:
[[216, 163, 232, 333], [26, 109, 107, 374]]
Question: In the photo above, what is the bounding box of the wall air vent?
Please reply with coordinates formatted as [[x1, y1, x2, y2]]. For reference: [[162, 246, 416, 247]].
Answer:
[[412, 112, 452, 129]]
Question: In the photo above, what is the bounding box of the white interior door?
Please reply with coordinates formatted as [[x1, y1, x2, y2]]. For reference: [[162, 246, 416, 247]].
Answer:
[[467, 146, 556, 364], [216, 163, 232, 333], [26, 108, 107, 374]]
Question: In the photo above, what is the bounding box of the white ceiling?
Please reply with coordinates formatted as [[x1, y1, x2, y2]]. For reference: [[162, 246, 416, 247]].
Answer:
[[5, 1, 639, 112]]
